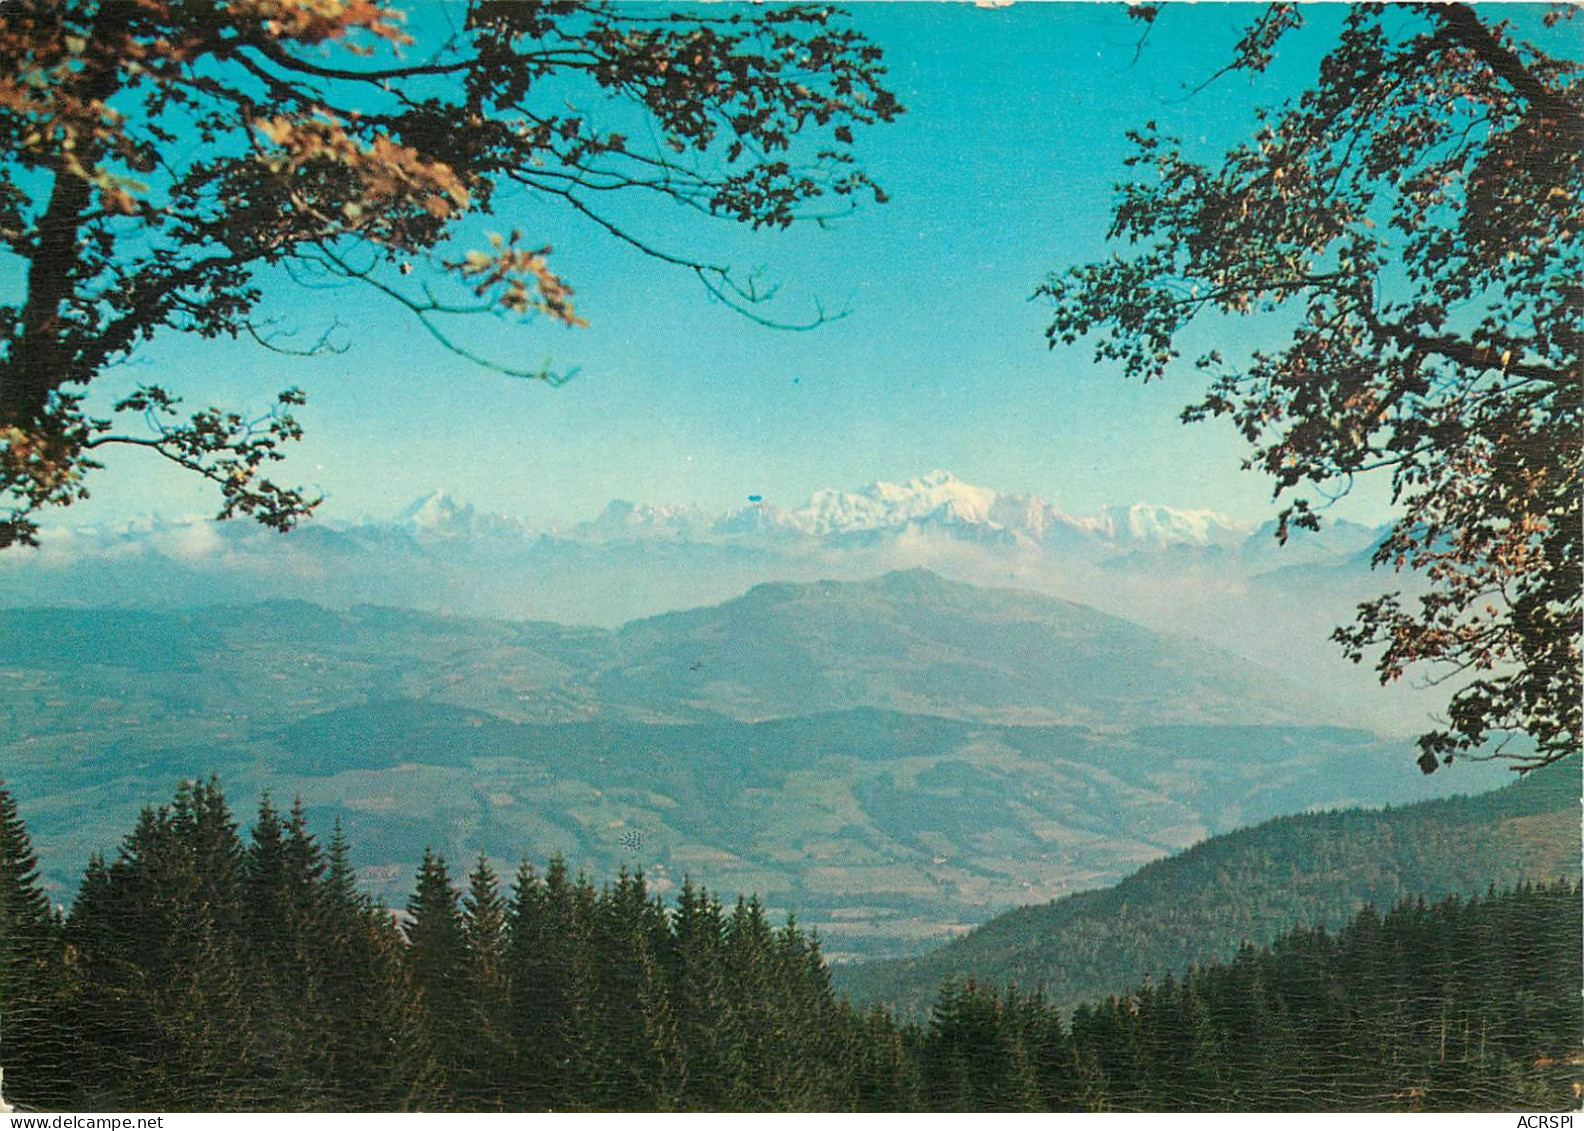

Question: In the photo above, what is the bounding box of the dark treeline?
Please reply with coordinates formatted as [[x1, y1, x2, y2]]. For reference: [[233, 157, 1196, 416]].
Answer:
[[1, 779, 1578, 1112]]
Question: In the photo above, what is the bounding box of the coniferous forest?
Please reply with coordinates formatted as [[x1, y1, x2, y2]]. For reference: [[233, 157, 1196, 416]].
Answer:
[[1, 778, 1579, 1113]]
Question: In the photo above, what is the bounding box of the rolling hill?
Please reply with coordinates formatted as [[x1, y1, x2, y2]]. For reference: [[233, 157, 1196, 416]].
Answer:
[[0, 571, 1515, 960], [0, 570, 1335, 734], [601, 568, 1338, 726]]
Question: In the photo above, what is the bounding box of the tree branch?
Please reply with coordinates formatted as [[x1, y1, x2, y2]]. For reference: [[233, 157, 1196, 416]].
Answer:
[[1434, 4, 1584, 128]]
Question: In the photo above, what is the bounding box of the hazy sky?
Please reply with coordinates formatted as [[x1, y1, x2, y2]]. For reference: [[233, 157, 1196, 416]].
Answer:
[[59, 3, 1411, 530]]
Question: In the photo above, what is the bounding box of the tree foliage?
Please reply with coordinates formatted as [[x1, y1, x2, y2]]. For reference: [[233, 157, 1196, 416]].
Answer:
[[0, 0, 900, 547], [1041, 4, 1581, 771]]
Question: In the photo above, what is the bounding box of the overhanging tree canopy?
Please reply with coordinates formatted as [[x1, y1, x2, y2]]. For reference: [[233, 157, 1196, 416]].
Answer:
[[0, 0, 900, 547], [1042, 3, 1580, 771]]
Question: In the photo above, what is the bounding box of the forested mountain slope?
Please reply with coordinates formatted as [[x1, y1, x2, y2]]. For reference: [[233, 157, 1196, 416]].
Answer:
[[924, 881, 1583, 1112], [836, 756, 1580, 1016]]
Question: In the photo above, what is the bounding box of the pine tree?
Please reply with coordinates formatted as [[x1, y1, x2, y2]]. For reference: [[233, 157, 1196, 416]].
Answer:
[[87, 781, 262, 1109], [837, 1001, 918, 1111], [245, 794, 287, 936], [324, 821, 360, 911], [177, 778, 246, 935], [404, 849, 467, 1106], [503, 858, 606, 1109], [920, 980, 1044, 1111], [765, 915, 847, 1108], [1066, 1006, 1113, 1113], [0, 782, 63, 1108], [1173, 980, 1225, 1110], [555, 869, 609, 1108], [667, 877, 732, 1109], [245, 795, 336, 1107], [720, 896, 781, 1109], [59, 855, 114, 1105], [590, 868, 670, 1110], [504, 857, 606, 1109], [458, 854, 512, 1109], [1007, 988, 1076, 1112], [315, 826, 439, 1110], [632, 920, 685, 1111]]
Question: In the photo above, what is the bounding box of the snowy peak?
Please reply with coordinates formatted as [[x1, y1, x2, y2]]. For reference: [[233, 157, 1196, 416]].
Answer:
[[871, 469, 997, 519], [787, 470, 1001, 536], [398, 491, 525, 538], [400, 490, 472, 535], [712, 502, 801, 537]]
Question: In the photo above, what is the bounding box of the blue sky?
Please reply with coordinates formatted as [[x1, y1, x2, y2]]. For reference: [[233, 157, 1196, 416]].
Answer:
[[61, 2, 1407, 530]]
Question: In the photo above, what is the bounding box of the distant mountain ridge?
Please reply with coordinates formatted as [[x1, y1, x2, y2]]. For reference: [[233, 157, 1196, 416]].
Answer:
[[0, 569, 1341, 732], [378, 471, 1265, 551], [602, 569, 1334, 726], [398, 490, 530, 539]]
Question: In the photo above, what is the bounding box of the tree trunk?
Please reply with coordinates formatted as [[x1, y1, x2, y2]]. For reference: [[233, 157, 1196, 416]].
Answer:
[[0, 1, 136, 429], [1, 167, 93, 428]]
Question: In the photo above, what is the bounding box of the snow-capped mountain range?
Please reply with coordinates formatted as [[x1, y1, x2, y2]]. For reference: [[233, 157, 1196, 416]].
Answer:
[[367, 469, 1265, 552], [2, 469, 1430, 730], [772, 470, 1250, 549], [11, 469, 1383, 591], [544, 470, 1260, 552], [10, 469, 1388, 582]]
